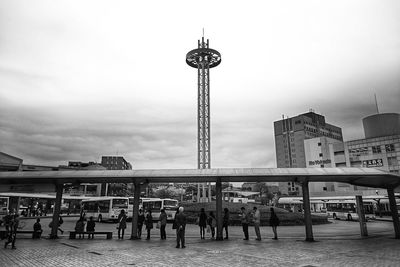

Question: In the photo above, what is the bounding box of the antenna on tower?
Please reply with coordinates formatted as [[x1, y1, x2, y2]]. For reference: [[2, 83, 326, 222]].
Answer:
[[374, 93, 380, 114], [202, 28, 204, 39]]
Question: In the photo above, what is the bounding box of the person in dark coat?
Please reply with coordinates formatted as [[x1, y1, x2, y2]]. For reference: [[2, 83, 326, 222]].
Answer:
[[4, 213, 19, 249], [137, 209, 145, 239], [117, 209, 127, 239], [86, 216, 96, 239], [269, 208, 279, 240], [269, 208, 280, 240], [223, 208, 230, 239], [240, 207, 250, 240], [32, 218, 42, 239], [145, 209, 153, 240], [175, 206, 186, 248], [198, 208, 207, 239], [159, 209, 167, 240], [75, 217, 85, 239]]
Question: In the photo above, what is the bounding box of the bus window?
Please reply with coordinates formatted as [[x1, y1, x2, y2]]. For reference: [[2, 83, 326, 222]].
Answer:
[[112, 198, 128, 209]]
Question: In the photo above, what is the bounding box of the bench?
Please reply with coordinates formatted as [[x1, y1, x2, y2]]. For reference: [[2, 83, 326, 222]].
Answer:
[[0, 230, 37, 239], [69, 231, 112, 239]]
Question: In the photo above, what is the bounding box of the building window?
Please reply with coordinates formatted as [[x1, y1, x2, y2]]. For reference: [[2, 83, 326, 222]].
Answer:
[[318, 142, 321, 146], [388, 157, 397, 166], [372, 146, 381, 154], [323, 187, 327, 191], [385, 144, 395, 152], [321, 165, 324, 168]]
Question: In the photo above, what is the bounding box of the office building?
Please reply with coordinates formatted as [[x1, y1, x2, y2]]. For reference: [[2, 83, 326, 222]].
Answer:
[[274, 111, 343, 195]]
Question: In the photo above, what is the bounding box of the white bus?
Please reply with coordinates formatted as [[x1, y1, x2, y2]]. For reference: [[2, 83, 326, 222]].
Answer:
[[82, 197, 129, 222], [325, 199, 375, 221], [128, 198, 179, 221]]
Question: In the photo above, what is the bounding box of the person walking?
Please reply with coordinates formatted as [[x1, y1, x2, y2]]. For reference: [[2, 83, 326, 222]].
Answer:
[[75, 217, 85, 239], [159, 209, 167, 240], [198, 208, 207, 239], [207, 211, 216, 239], [175, 206, 186, 248], [223, 208, 230, 239], [86, 216, 96, 239], [240, 207, 250, 240], [253, 207, 261, 241], [137, 209, 145, 239], [4, 213, 19, 249], [117, 209, 127, 239], [269, 208, 280, 240], [145, 209, 153, 240], [32, 218, 42, 239]]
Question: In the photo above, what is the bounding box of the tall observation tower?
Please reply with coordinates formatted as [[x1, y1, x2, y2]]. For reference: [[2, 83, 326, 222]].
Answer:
[[186, 36, 221, 202]]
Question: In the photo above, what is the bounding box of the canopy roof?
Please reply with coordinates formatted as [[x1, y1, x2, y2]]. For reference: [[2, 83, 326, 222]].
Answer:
[[0, 167, 399, 189]]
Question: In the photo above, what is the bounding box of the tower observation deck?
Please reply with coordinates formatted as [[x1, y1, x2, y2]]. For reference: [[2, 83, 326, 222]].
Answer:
[[186, 36, 221, 170]]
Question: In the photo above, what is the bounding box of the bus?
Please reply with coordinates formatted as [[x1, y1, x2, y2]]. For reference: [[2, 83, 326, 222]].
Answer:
[[278, 196, 382, 221], [0, 197, 9, 216], [81, 197, 129, 222], [325, 199, 375, 221], [128, 198, 179, 221]]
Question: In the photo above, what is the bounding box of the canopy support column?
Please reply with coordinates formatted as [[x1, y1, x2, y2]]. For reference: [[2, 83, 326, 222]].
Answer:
[[130, 182, 141, 240], [301, 181, 314, 242], [216, 178, 223, 240], [50, 183, 63, 239], [356, 195, 368, 237], [387, 187, 400, 239]]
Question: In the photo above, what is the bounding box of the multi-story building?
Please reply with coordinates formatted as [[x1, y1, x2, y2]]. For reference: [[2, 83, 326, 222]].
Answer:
[[346, 113, 400, 175], [303, 112, 400, 195], [274, 111, 343, 195], [100, 156, 133, 196]]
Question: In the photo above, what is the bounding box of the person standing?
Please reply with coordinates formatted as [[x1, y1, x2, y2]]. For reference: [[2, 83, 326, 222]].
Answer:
[[86, 216, 96, 239], [269, 208, 280, 240], [137, 209, 145, 239], [175, 206, 186, 248], [223, 208, 230, 239], [240, 207, 250, 240], [145, 209, 153, 240], [253, 207, 261, 241], [5, 213, 19, 249], [159, 209, 167, 240], [117, 209, 127, 239], [207, 211, 216, 239], [198, 208, 207, 239], [32, 218, 43, 239]]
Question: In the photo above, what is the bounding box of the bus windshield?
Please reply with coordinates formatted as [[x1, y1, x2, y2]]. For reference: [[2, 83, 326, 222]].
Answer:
[[163, 200, 178, 208]]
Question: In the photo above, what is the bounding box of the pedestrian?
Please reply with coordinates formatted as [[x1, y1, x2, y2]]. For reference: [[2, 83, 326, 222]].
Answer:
[[175, 206, 186, 248], [159, 209, 167, 240], [49, 215, 64, 235], [75, 217, 85, 239], [32, 218, 43, 239], [207, 211, 216, 239], [253, 207, 261, 241], [269, 208, 280, 240], [4, 213, 19, 249], [137, 209, 145, 239], [86, 216, 96, 239], [240, 207, 250, 240], [223, 208, 229, 239], [145, 209, 153, 240], [117, 209, 127, 239], [198, 208, 207, 239]]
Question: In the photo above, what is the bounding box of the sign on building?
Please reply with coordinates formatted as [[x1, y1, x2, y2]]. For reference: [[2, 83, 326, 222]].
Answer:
[[362, 159, 383, 168]]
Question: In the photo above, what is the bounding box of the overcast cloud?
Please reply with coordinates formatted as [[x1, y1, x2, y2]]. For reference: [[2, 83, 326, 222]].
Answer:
[[1, 0, 399, 169]]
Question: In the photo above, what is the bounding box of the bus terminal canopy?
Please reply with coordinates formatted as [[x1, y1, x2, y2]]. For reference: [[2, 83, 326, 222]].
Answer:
[[0, 167, 399, 189]]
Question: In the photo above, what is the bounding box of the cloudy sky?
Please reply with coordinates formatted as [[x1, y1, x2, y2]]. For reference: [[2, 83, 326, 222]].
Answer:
[[1, 0, 399, 169]]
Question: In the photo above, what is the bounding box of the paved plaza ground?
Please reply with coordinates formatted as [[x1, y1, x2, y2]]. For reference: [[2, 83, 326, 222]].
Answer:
[[1, 217, 399, 266]]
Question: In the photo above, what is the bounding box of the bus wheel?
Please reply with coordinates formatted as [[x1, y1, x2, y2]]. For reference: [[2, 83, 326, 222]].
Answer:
[[332, 213, 337, 220], [98, 215, 102, 222], [347, 214, 352, 221]]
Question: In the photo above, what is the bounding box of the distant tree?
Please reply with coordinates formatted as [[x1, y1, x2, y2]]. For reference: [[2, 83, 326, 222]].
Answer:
[[154, 188, 176, 199]]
